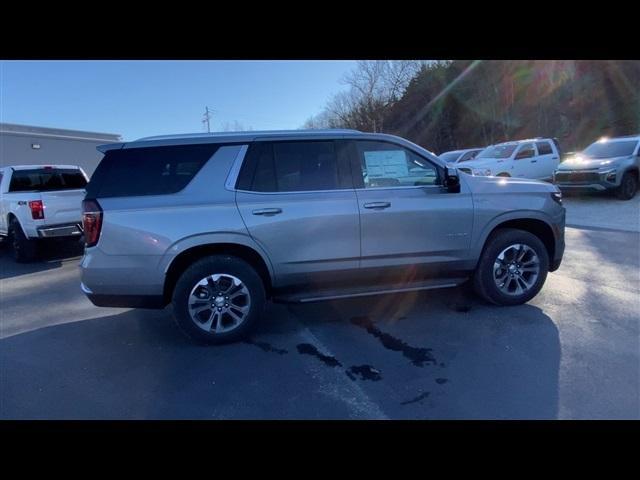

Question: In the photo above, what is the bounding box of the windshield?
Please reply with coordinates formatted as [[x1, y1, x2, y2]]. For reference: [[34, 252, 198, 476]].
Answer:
[[9, 168, 87, 192], [439, 151, 461, 163], [582, 140, 638, 159], [477, 144, 518, 159]]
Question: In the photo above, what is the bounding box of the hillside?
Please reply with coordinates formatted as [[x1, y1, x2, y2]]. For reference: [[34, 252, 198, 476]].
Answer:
[[382, 60, 640, 154]]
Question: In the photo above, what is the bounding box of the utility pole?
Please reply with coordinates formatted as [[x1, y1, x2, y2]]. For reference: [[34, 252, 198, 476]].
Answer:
[[202, 106, 213, 133]]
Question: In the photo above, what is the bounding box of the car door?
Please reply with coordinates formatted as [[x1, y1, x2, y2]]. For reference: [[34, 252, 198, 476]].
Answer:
[[511, 142, 537, 178], [535, 140, 559, 180], [235, 139, 360, 287], [348, 139, 474, 279]]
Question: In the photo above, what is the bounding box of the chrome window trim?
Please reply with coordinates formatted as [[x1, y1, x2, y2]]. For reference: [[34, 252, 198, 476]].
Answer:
[[355, 185, 443, 191], [224, 144, 249, 191], [234, 187, 357, 195]]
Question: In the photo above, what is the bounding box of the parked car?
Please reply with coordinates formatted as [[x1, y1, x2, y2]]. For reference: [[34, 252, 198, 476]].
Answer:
[[0, 165, 88, 262], [80, 130, 565, 344], [458, 138, 561, 181], [439, 148, 484, 165], [553, 135, 640, 200]]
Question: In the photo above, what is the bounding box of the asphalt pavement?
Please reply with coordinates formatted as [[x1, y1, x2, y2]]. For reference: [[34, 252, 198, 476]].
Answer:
[[1, 226, 638, 419]]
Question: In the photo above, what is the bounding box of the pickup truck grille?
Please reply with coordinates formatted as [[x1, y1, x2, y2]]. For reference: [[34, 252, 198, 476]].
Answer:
[[555, 171, 601, 183]]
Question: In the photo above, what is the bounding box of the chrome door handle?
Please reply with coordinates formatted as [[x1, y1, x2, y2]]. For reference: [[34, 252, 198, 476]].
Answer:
[[252, 208, 282, 216], [363, 202, 391, 209], [531, 160, 538, 163]]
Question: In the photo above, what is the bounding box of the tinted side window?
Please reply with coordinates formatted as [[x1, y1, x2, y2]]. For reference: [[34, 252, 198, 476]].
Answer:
[[238, 141, 341, 192], [536, 141, 553, 155], [9, 168, 87, 192], [86, 144, 218, 198], [354, 141, 439, 188], [459, 150, 478, 162], [515, 143, 536, 159]]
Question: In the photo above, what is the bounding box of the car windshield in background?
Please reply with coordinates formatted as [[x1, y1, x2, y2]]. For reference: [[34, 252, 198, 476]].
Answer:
[[439, 152, 461, 163], [582, 140, 638, 159], [477, 144, 518, 159], [8, 168, 87, 192]]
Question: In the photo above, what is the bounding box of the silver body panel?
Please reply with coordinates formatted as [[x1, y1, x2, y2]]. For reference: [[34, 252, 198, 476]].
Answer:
[[79, 130, 565, 304]]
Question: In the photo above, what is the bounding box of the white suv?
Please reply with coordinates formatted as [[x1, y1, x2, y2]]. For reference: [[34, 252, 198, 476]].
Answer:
[[459, 138, 561, 181]]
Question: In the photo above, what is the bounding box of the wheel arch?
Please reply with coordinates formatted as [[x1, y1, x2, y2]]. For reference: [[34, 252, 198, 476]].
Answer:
[[6, 212, 27, 236], [475, 214, 557, 267], [162, 238, 274, 304]]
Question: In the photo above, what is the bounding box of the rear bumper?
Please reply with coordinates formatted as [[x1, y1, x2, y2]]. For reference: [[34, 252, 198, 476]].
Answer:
[[83, 288, 166, 309], [37, 222, 83, 238]]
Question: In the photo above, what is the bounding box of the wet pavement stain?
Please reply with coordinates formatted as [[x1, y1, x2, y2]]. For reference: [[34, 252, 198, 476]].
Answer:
[[296, 343, 342, 367], [435, 378, 448, 384], [350, 316, 437, 367], [244, 339, 288, 355], [346, 365, 382, 382], [400, 392, 430, 406]]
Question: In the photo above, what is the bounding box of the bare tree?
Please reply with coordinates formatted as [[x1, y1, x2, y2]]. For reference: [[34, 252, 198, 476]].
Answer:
[[220, 121, 252, 132], [340, 60, 422, 132]]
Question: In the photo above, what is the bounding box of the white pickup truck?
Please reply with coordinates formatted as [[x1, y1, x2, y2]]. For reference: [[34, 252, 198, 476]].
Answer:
[[0, 165, 88, 262]]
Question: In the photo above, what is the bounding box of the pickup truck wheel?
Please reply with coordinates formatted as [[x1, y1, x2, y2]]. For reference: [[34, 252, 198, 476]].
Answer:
[[473, 228, 549, 306], [8, 218, 38, 263], [615, 172, 638, 200], [172, 255, 266, 344]]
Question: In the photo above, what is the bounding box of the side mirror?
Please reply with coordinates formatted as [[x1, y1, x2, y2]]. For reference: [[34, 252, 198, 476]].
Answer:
[[443, 166, 460, 193]]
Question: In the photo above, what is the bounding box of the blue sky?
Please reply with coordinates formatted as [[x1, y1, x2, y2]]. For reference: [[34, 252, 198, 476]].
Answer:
[[0, 60, 357, 141]]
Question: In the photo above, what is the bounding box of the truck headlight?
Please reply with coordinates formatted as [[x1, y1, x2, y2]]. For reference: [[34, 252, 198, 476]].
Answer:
[[472, 168, 492, 176], [599, 168, 618, 182]]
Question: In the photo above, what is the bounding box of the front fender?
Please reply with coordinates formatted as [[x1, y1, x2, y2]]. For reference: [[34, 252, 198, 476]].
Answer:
[[471, 209, 560, 262]]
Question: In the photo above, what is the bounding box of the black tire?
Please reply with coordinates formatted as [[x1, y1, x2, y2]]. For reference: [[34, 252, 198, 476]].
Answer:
[[473, 228, 549, 306], [615, 172, 638, 200], [171, 255, 266, 344], [8, 218, 38, 263]]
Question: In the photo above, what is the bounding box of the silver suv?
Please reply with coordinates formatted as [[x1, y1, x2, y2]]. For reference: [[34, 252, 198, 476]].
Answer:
[[553, 135, 640, 200], [80, 130, 565, 344]]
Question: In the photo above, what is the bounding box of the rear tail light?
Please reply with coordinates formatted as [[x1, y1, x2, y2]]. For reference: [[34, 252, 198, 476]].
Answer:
[[29, 200, 45, 220], [82, 199, 103, 247]]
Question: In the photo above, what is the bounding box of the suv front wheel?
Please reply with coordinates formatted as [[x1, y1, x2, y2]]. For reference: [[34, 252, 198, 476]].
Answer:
[[473, 228, 549, 306], [172, 255, 266, 344], [615, 171, 638, 200]]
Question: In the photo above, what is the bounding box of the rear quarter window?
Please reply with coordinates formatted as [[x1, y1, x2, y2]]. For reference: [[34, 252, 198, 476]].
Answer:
[[536, 141, 553, 155], [86, 144, 219, 198]]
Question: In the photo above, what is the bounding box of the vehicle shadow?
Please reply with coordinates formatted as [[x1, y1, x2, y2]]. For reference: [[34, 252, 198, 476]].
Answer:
[[0, 286, 561, 420], [0, 238, 84, 280], [0, 307, 348, 419], [282, 287, 561, 419]]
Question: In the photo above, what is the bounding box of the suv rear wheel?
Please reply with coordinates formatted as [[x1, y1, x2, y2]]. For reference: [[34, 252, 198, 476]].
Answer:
[[473, 228, 549, 306], [8, 218, 38, 263], [172, 255, 266, 344], [615, 171, 638, 200]]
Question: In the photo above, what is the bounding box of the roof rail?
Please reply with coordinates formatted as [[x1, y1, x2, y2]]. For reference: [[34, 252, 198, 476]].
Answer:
[[135, 129, 362, 142]]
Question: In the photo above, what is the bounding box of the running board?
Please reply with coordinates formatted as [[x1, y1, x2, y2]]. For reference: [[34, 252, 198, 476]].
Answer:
[[272, 277, 468, 304]]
